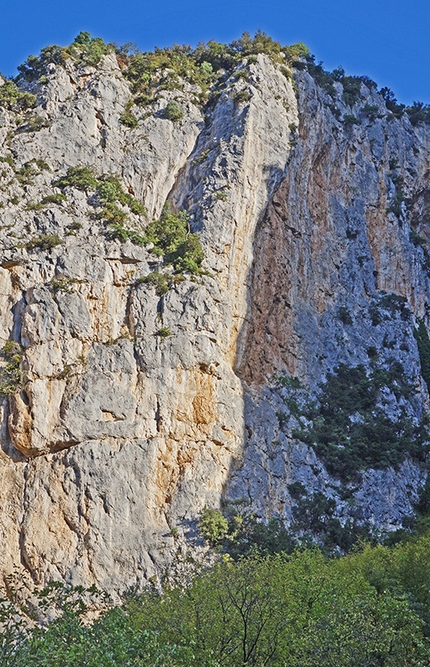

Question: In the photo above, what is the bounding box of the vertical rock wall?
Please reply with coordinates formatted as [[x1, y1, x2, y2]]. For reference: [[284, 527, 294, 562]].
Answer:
[[0, 53, 298, 589], [230, 70, 430, 530], [1, 49, 430, 591]]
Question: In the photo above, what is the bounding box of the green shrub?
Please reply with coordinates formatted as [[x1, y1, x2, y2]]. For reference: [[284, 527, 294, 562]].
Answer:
[[121, 34, 310, 114], [26, 234, 62, 251], [0, 78, 36, 110], [25, 201, 45, 211], [304, 56, 337, 97], [343, 114, 360, 126], [233, 69, 249, 81], [18, 45, 70, 81], [280, 65, 292, 79], [155, 327, 172, 338], [53, 168, 147, 245], [55, 168, 146, 222], [0, 155, 14, 167], [0, 341, 23, 395], [414, 319, 430, 392], [106, 222, 145, 245], [339, 75, 362, 106], [144, 205, 204, 273], [338, 305, 353, 324], [15, 159, 50, 186], [54, 166, 98, 191], [198, 508, 229, 545], [66, 221, 82, 233], [380, 87, 405, 118], [369, 303, 383, 327], [19, 115, 50, 132], [234, 89, 250, 104], [410, 229, 427, 248], [138, 271, 170, 295], [291, 491, 375, 552], [16, 162, 38, 186], [164, 100, 184, 122], [99, 202, 128, 226], [96, 175, 146, 214], [387, 168, 405, 217], [273, 372, 302, 390], [120, 110, 138, 128], [17, 33, 114, 83], [67, 32, 115, 66], [213, 190, 228, 201], [230, 30, 283, 60], [41, 193, 67, 205], [362, 104, 380, 121], [405, 101, 430, 126], [200, 61, 213, 78], [50, 278, 74, 293]]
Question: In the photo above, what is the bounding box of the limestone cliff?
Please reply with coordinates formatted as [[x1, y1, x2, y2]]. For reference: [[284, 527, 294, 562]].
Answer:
[[0, 38, 429, 590]]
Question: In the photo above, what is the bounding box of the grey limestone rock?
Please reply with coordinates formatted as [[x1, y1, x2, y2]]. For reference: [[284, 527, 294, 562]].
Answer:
[[0, 48, 429, 590]]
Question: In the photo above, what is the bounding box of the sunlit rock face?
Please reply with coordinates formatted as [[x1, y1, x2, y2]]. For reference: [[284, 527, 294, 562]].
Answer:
[[0, 48, 429, 590]]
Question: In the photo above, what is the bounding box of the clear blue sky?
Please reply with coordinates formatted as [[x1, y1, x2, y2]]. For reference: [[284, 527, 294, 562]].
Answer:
[[1, 0, 429, 104]]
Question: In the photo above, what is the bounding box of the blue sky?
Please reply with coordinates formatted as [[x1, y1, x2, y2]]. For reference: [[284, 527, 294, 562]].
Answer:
[[1, 0, 429, 104]]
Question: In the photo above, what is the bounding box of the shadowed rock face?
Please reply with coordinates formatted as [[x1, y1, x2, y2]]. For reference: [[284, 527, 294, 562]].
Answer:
[[0, 50, 429, 590]]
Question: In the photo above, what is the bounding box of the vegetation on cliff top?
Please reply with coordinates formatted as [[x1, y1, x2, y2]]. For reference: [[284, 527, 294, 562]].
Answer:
[[3, 28, 430, 127]]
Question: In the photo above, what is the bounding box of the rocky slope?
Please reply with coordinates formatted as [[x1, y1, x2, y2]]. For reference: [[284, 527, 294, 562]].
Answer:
[[0, 38, 430, 590]]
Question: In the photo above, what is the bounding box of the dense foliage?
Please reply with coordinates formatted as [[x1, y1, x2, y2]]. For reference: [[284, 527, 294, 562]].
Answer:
[[414, 319, 430, 391], [285, 362, 429, 482], [4, 28, 430, 130], [17, 32, 115, 82], [0, 341, 23, 395], [0, 78, 36, 110], [144, 205, 204, 273], [121, 31, 309, 110], [2, 533, 430, 666]]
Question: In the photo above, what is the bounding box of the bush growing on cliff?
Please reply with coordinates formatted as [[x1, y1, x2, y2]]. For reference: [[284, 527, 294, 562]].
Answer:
[[25, 234, 62, 251], [380, 86, 405, 118], [0, 341, 23, 396], [0, 78, 36, 110], [119, 109, 138, 128], [144, 205, 204, 273], [17, 45, 70, 81], [343, 114, 360, 126], [138, 271, 170, 295], [54, 166, 98, 191], [53, 167, 148, 245], [198, 508, 229, 545], [290, 362, 429, 482], [414, 319, 430, 391], [67, 31, 115, 66], [17, 32, 114, 82], [405, 101, 430, 126], [96, 175, 145, 214], [123, 32, 309, 110], [164, 100, 184, 122]]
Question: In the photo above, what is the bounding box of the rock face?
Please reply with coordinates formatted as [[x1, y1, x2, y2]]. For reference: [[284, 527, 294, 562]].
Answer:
[[0, 47, 430, 590]]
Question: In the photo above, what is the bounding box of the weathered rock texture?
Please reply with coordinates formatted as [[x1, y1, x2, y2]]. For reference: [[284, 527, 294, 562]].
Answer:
[[0, 49, 430, 590]]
